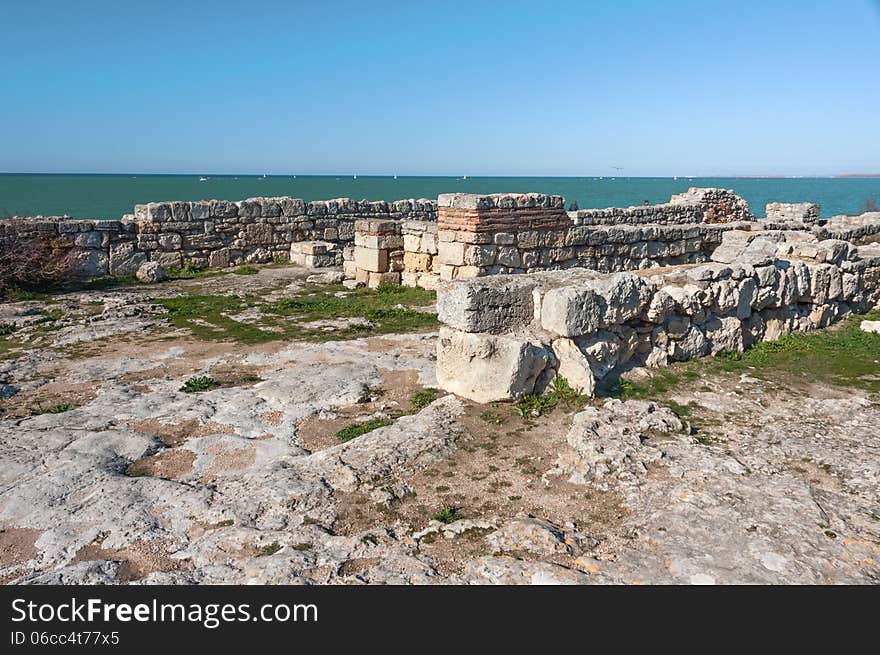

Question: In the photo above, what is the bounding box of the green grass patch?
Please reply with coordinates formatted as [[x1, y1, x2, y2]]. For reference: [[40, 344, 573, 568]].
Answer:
[[180, 375, 218, 393], [165, 261, 225, 280], [431, 506, 459, 524], [336, 417, 393, 442], [233, 265, 259, 275], [2, 287, 44, 302], [707, 312, 880, 390], [262, 284, 437, 340], [410, 387, 440, 412], [597, 368, 692, 400], [514, 375, 588, 419], [30, 403, 73, 416], [257, 542, 282, 556], [155, 285, 436, 345], [156, 295, 276, 344]]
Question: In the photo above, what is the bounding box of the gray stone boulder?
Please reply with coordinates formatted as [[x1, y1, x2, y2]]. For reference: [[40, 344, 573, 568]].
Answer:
[[436, 327, 550, 402], [109, 242, 148, 277], [136, 261, 167, 283]]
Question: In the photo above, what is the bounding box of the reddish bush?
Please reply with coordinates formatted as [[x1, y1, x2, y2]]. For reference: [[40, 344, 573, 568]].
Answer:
[[0, 226, 74, 293]]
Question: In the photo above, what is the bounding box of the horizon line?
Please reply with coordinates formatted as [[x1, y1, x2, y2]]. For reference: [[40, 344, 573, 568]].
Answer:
[[2, 172, 877, 179]]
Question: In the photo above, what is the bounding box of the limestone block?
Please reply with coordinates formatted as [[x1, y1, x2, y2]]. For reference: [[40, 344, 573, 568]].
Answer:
[[74, 231, 106, 249], [704, 315, 744, 354], [540, 286, 601, 337], [209, 248, 231, 269], [244, 223, 274, 245], [437, 276, 536, 333], [67, 249, 109, 278], [158, 232, 182, 250], [436, 327, 551, 403], [464, 244, 497, 267], [552, 338, 596, 396], [136, 261, 166, 283], [403, 234, 422, 252], [355, 248, 389, 273], [401, 271, 420, 287], [417, 273, 438, 291], [438, 241, 466, 266], [368, 271, 401, 288], [591, 274, 652, 327], [109, 242, 147, 276], [403, 251, 432, 272], [860, 320, 880, 334], [576, 330, 622, 379], [190, 201, 212, 220], [422, 232, 438, 255], [670, 326, 709, 361], [151, 251, 182, 269]]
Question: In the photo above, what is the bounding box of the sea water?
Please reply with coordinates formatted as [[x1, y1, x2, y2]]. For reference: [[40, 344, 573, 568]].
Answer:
[[1, 174, 878, 220]]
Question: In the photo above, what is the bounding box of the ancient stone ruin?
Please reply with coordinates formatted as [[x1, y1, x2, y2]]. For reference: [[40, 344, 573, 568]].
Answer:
[[4, 188, 880, 404]]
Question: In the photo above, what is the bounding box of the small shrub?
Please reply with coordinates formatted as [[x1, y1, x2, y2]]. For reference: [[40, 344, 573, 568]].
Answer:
[[431, 506, 459, 524], [0, 323, 17, 336], [666, 400, 693, 419], [336, 417, 392, 442], [292, 542, 312, 551], [410, 387, 439, 412], [0, 232, 74, 294], [257, 542, 282, 556], [166, 261, 216, 280], [31, 403, 73, 416], [180, 376, 217, 393], [514, 394, 558, 418], [479, 410, 504, 425]]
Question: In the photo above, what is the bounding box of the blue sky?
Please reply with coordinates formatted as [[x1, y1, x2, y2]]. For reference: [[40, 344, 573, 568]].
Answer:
[[2, 0, 879, 176]]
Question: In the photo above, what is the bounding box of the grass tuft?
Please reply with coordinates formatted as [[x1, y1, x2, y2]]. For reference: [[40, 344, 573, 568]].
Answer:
[[180, 376, 218, 393], [30, 403, 73, 416], [431, 506, 459, 524], [410, 387, 440, 412], [336, 417, 393, 442]]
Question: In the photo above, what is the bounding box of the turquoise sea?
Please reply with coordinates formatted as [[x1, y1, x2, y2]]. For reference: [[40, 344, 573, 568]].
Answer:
[[1, 174, 878, 220]]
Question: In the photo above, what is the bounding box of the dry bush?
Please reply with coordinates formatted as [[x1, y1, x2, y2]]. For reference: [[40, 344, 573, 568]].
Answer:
[[0, 226, 74, 294]]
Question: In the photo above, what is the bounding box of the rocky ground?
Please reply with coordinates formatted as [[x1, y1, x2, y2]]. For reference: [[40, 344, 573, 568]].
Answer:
[[1, 264, 878, 584]]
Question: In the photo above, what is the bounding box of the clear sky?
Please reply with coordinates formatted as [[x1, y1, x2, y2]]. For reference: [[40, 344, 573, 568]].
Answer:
[[2, 0, 879, 176]]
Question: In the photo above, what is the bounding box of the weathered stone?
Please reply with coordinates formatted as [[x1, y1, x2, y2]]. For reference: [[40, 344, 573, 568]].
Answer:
[[109, 242, 147, 277], [436, 328, 550, 402], [437, 277, 535, 334], [540, 286, 601, 337], [551, 338, 596, 396], [135, 261, 167, 283]]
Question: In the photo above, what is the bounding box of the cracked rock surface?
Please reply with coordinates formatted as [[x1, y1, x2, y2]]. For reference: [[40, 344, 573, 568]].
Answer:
[[1, 268, 878, 584]]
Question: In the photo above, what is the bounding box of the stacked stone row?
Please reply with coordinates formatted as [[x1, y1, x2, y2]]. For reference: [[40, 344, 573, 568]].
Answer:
[[434, 231, 880, 402]]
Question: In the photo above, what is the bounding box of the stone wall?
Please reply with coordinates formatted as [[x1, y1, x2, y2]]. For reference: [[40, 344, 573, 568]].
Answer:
[[814, 211, 880, 244], [765, 202, 820, 225], [434, 189, 757, 282], [575, 187, 753, 226], [0, 197, 436, 279], [132, 196, 436, 271], [349, 219, 439, 289], [434, 230, 880, 402]]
